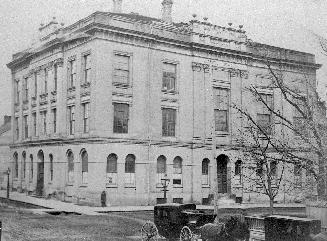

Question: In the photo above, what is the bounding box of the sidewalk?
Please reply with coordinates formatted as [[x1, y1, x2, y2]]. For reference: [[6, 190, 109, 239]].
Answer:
[[0, 190, 306, 215]]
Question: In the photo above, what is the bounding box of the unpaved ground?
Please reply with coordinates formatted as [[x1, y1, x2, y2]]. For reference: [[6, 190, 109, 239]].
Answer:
[[0, 204, 153, 241]]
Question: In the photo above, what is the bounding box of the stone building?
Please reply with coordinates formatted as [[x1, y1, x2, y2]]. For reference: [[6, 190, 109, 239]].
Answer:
[[6, 1, 320, 206], [0, 116, 12, 189]]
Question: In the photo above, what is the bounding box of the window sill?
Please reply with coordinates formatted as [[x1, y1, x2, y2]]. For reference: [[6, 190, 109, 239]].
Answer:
[[112, 82, 130, 89], [106, 184, 118, 188], [79, 184, 88, 188], [202, 185, 210, 188], [215, 131, 230, 137], [67, 87, 76, 92], [66, 183, 74, 187], [81, 82, 91, 88], [173, 185, 183, 188], [162, 90, 178, 95], [124, 184, 136, 188], [162, 136, 177, 142]]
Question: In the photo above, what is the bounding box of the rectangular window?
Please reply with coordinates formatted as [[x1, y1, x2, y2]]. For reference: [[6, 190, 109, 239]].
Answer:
[[83, 54, 91, 84], [162, 108, 176, 137], [44, 68, 48, 94], [257, 114, 272, 134], [34, 72, 37, 97], [23, 77, 28, 101], [40, 111, 47, 135], [15, 117, 19, 140], [256, 93, 273, 134], [32, 113, 37, 136], [113, 54, 130, 84], [52, 108, 57, 134], [113, 103, 129, 134], [68, 59, 76, 88], [23, 115, 28, 139], [53, 64, 58, 91], [82, 102, 90, 133], [213, 88, 229, 132], [162, 63, 177, 91], [68, 106, 75, 135], [15, 81, 20, 104]]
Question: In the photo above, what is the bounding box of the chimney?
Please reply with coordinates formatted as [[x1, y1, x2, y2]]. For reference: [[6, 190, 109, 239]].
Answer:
[[162, 0, 173, 22], [112, 0, 123, 13]]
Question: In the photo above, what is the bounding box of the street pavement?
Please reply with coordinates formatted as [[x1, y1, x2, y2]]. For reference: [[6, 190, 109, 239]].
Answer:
[[0, 190, 305, 215]]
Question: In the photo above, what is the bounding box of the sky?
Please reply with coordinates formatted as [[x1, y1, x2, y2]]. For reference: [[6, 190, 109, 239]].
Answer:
[[1, 0, 327, 119]]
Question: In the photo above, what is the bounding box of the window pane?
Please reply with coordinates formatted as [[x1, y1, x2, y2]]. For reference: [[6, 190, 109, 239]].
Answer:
[[107, 154, 118, 173], [157, 156, 166, 173], [215, 110, 228, 131], [202, 159, 209, 175], [68, 152, 74, 172], [162, 63, 176, 91], [113, 54, 129, 84], [257, 113, 272, 134], [173, 157, 182, 174], [114, 103, 129, 133], [125, 154, 135, 173], [81, 151, 88, 172], [213, 88, 229, 110], [162, 108, 176, 136]]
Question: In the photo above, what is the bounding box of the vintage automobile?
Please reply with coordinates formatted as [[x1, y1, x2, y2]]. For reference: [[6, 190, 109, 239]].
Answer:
[[141, 203, 249, 241]]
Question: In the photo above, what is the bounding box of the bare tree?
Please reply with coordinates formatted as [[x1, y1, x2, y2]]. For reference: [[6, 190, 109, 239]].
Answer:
[[233, 42, 327, 204]]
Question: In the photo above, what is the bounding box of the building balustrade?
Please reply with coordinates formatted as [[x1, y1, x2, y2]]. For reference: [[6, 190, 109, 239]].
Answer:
[[80, 82, 90, 96], [22, 101, 29, 110], [50, 91, 57, 103], [39, 93, 48, 105], [67, 86, 76, 99], [31, 96, 37, 107]]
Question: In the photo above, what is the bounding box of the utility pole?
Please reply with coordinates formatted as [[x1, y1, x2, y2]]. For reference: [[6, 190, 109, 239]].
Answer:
[[161, 174, 170, 203], [6, 167, 10, 199]]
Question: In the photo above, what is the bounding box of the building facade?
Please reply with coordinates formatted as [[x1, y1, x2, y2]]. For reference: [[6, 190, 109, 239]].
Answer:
[[7, 1, 320, 206], [0, 116, 12, 190]]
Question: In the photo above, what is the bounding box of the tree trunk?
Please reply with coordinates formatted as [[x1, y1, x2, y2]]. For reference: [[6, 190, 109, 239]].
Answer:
[[269, 198, 274, 215]]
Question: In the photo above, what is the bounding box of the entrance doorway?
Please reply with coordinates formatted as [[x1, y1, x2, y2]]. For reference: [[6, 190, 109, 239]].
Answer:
[[36, 150, 44, 196], [217, 154, 229, 194]]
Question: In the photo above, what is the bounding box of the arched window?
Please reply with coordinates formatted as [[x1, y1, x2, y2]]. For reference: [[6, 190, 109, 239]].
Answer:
[[13, 152, 18, 178], [106, 154, 118, 185], [235, 160, 242, 176], [202, 158, 210, 186], [49, 154, 54, 181], [173, 156, 182, 186], [270, 161, 277, 177], [67, 150, 74, 183], [22, 152, 26, 179], [81, 149, 88, 184], [157, 155, 166, 185], [125, 154, 135, 185], [30, 154, 33, 181]]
